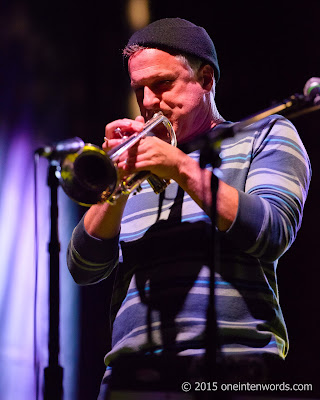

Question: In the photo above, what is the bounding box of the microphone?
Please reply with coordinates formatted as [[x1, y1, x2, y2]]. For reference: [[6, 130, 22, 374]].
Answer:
[[303, 77, 320, 105], [35, 137, 85, 159]]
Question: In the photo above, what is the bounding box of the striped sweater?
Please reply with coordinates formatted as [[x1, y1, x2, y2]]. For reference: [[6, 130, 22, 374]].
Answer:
[[67, 115, 311, 367]]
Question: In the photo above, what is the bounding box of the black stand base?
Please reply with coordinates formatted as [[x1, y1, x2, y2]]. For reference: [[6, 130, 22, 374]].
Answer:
[[44, 365, 63, 400]]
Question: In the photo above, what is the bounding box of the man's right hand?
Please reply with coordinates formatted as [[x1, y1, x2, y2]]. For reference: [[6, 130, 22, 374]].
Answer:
[[102, 116, 145, 153]]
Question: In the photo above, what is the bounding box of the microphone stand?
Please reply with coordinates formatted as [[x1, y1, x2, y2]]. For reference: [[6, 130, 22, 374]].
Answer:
[[34, 138, 84, 400], [199, 143, 221, 385], [43, 160, 63, 400]]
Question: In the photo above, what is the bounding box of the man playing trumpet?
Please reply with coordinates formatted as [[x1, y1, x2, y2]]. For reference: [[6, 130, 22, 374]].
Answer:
[[67, 18, 311, 398]]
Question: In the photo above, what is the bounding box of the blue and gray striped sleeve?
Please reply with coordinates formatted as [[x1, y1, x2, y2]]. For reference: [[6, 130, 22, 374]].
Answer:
[[67, 215, 119, 284], [222, 116, 311, 262]]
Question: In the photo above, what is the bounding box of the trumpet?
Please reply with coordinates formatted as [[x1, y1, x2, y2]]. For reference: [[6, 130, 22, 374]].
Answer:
[[57, 112, 177, 206]]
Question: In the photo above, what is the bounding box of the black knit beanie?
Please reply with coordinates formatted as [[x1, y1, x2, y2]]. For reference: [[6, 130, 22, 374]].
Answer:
[[125, 18, 220, 82]]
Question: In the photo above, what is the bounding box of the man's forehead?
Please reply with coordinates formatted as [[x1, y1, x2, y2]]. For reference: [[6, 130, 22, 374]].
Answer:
[[130, 68, 176, 85], [128, 48, 187, 82]]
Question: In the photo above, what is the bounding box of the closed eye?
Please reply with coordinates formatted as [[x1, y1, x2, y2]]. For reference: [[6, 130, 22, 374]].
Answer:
[[133, 80, 174, 97], [152, 80, 174, 92]]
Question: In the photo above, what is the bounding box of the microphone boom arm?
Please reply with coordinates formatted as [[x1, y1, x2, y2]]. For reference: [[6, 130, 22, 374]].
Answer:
[[181, 77, 320, 154]]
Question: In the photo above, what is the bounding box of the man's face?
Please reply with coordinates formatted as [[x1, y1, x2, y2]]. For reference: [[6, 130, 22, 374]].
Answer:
[[128, 48, 208, 143]]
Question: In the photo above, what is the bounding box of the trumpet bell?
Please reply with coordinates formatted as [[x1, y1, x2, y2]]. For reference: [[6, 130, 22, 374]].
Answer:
[[58, 144, 117, 206]]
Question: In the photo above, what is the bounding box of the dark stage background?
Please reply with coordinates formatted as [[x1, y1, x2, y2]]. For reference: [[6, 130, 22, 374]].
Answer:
[[1, 1, 319, 399]]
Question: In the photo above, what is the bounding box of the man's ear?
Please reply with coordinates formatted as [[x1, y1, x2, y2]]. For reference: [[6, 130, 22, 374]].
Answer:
[[198, 64, 214, 92]]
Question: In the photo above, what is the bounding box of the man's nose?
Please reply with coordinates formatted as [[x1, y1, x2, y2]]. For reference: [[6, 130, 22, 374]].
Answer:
[[143, 86, 160, 109]]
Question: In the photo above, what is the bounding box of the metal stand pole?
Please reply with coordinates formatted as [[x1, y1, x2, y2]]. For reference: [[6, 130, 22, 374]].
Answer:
[[43, 161, 63, 400], [198, 144, 221, 383]]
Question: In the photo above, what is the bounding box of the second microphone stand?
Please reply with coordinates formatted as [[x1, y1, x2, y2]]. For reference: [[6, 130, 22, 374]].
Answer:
[[43, 161, 63, 400]]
